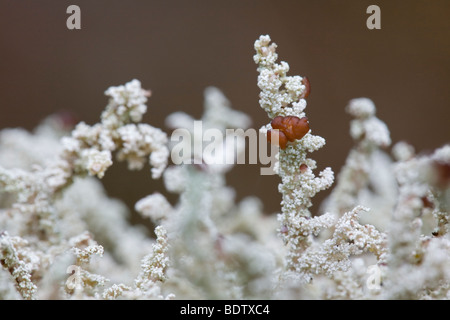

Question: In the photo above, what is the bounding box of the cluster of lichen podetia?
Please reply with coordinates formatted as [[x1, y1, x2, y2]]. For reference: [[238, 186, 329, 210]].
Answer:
[[266, 77, 311, 149]]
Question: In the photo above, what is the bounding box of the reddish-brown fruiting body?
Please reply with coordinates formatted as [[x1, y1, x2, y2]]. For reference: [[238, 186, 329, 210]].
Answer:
[[267, 116, 310, 149], [300, 164, 308, 173], [267, 129, 288, 149]]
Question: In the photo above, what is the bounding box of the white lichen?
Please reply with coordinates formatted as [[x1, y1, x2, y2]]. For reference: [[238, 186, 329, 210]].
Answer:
[[254, 34, 337, 276], [0, 36, 448, 300]]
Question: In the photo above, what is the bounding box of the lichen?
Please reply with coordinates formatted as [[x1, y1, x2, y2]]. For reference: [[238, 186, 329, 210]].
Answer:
[[0, 37, 448, 300]]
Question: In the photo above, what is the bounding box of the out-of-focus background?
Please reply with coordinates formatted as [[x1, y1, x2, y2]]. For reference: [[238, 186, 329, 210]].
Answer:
[[0, 1, 449, 217]]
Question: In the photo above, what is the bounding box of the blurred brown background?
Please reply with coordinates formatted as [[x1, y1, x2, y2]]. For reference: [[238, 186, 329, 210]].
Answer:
[[0, 1, 449, 218]]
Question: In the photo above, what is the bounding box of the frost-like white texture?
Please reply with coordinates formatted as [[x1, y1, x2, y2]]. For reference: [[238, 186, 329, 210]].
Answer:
[[165, 86, 251, 174], [1, 37, 449, 300], [162, 165, 186, 194], [135, 193, 172, 223], [0, 80, 171, 299], [347, 98, 391, 147], [253, 36, 448, 300], [322, 98, 395, 230], [65, 80, 169, 179], [103, 79, 150, 124], [255, 34, 336, 275], [72, 243, 104, 265], [116, 123, 169, 178], [0, 232, 38, 300], [80, 149, 112, 178], [254, 36, 308, 119], [384, 144, 450, 299], [346, 98, 376, 118], [288, 206, 386, 282], [100, 226, 172, 300], [157, 84, 281, 299], [135, 226, 169, 286], [0, 80, 169, 243], [392, 141, 415, 162]]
